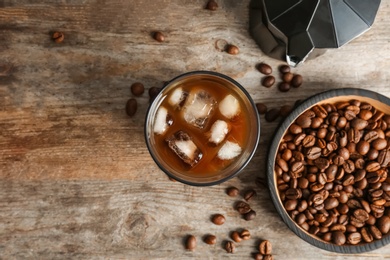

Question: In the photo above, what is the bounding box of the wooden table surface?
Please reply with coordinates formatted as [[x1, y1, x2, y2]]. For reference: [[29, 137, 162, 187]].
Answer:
[[1, 1, 390, 259]]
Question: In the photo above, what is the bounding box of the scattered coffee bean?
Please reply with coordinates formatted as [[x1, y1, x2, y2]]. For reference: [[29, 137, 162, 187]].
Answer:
[[225, 241, 235, 253], [291, 74, 303, 88], [131, 82, 144, 96], [126, 98, 137, 117], [256, 103, 268, 115], [204, 234, 217, 245], [240, 229, 251, 240], [52, 31, 64, 43], [278, 82, 290, 92], [153, 31, 165, 42], [282, 72, 294, 83], [280, 105, 293, 118], [205, 0, 218, 11], [244, 210, 256, 221], [265, 108, 280, 122], [231, 231, 242, 243], [259, 240, 272, 255], [149, 87, 161, 101], [244, 189, 257, 201], [226, 186, 239, 197], [186, 235, 196, 251], [235, 201, 251, 214], [262, 75, 275, 88], [255, 253, 263, 260], [211, 214, 225, 225], [226, 44, 239, 55], [257, 63, 272, 75], [279, 64, 291, 74]]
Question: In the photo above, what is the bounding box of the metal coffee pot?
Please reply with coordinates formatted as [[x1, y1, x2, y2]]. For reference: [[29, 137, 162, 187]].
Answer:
[[250, 0, 381, 66]]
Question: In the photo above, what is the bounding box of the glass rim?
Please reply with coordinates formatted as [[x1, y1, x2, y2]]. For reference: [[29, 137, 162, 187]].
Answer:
[[144, 70, 261, 186]]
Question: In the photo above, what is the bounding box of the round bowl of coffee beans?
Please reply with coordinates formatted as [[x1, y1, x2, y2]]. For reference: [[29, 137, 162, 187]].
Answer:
[[267, 88, 390, 253]]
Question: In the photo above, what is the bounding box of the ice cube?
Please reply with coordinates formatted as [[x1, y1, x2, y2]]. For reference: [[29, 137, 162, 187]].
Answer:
[[217, 141, 242, 160], [182, 90, 216, 128], [219, 94, 240, 119], [165, 130, 203, 167], [153, 106, 173, 135], [168, 87, 188, 108], [208, 120, 230, 145]]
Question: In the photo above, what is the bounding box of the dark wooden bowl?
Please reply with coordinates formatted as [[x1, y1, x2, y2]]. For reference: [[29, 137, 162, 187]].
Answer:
[[267, 88, 390, 253]]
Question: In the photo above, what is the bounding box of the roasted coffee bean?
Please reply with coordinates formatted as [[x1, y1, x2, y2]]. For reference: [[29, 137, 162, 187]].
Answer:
[[240, 229, 251, 240], [211, 214, 225, 225], [225, 241, 235, 253], [226, 44, 239, 55], [343, 160, 355, 173], [306, 147, 321, 160], [262, 76, 275, 88], [278, 82, 291, 92], [236, 201, 251, 214], [291, 74, 303, 88], [259, 240, 272, 255], [256, 103, 268, 115], [244, 210, 256, 221], [52, 31, 64, 43], [282, 72, 294, 82], [378, 149, 390, 167], [257, 63, 272, 75], [204, 234, 217, 245], [356, 140, 370, 155], [314, 158, 330, 170], [370, 225, 382, 240], [148, 87, 161, 101], [312, 105, 328, 119], [280, 105, 293, 118], [359, 109, 373, 120], [206, 0, 218, 10], [361, 227, 374, 243], [153, 31, 165, 42], [377, 216, 390, 234], [262, 255, 274, 260], [332, 231, 346, 245], [324, 197, 339, 210], [351, 118, 369, 130], [279, 64, 291, 73], [285, 199, 298, 211], [186, 235, 196, 250], [226, 186, 239, 197], [131, 82, 145, 96], [348, 232, 362, 245], [372, 138, 387, 150], [265, 108, 280, 122], [296, 114, 312, 128], [244, 189, 257, 201], [366, 161, 381, 172], [302, 135, 316, 147], [231, 231, 242, 243], [126, 98, 137, 117]]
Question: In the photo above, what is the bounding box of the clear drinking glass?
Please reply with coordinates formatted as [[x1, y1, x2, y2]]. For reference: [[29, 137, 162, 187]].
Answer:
[[145, 71, 260, 186]]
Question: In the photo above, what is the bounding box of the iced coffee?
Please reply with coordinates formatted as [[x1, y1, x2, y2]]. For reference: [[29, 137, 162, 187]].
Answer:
[[145, 71, 260, 185]]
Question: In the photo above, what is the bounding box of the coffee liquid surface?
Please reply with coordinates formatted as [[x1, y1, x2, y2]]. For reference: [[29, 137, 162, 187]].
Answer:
[[153, 79, 251, 177]]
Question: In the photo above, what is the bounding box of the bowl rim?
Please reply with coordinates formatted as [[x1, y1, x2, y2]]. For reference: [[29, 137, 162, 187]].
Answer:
[[267, 88, 390, 253], [145, 70, 261, 186]]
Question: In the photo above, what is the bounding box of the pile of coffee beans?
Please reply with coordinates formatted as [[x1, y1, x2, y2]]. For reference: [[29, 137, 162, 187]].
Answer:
[[233, 188, 258, 221], [125, 82, 162, 117], [255, 62, 303, 123], [257, 62, 303, 92], [184, 186, 276, 257], [275, 100, 390, 246]]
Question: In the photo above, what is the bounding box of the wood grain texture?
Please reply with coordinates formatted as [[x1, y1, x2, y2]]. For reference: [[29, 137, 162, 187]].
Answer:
[[0, 0, 390, 259]]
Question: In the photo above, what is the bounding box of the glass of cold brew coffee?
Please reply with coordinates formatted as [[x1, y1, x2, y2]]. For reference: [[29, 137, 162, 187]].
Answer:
[[145, 71, 260, 186]]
